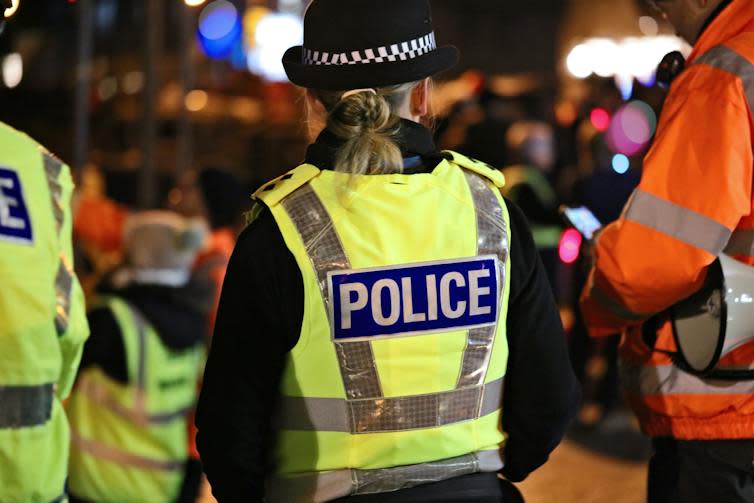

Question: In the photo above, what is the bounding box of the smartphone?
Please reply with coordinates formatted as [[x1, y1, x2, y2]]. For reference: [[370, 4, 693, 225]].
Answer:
[[560, 206, 603, 240]]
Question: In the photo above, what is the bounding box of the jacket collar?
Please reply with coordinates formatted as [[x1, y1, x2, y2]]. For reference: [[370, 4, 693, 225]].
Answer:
[[689, 0, 754, 63], [304, 119, 443, 174]]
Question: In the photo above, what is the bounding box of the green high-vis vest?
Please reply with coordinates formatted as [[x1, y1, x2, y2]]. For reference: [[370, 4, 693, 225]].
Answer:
[[0, 122, 89, 503], [255, 152, 512, 502], [66, 297, 203, 503], [502, 165, 562, 249]]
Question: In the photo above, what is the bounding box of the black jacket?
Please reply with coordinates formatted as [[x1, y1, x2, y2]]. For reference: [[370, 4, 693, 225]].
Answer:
[[196, 120, 581, 503]]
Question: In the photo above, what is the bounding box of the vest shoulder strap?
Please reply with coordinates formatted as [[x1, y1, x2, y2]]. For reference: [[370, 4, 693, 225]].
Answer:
[[253, 164, 321, 207], [443, 151, 506, 188]]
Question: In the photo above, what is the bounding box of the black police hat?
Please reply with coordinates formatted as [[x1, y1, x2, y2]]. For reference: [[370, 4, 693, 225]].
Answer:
[[283, 0, 459, 91]]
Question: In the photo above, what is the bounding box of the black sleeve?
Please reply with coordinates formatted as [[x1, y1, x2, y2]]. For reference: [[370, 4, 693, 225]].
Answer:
[[79, 307, 128, 384], [501, 199, 582, 483], [195, 209, 303, 503]]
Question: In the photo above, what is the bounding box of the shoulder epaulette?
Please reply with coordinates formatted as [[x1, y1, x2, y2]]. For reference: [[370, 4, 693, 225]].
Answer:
[[252, 164, 321, 207], [443, 151, 506, 188]]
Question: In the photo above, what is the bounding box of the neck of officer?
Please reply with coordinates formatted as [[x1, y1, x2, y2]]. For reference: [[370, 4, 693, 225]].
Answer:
[[694, 0, 733, 43]]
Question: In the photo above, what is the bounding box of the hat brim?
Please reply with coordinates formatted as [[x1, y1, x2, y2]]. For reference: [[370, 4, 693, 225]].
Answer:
[[282, 45, 459, 90]]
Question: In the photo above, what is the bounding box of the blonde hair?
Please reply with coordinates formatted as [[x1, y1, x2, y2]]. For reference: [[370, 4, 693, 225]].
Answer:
[[312, 82, 418, 176]]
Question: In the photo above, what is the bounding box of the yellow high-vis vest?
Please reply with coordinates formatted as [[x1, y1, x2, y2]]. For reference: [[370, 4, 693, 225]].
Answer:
[[0, 122, 89, 503], [254, 152, 512, 502], [66, 297, 202, 503]]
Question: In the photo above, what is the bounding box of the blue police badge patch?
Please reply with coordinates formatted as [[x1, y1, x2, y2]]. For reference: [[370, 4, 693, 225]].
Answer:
[[0, 167, 33, 245], [328, 256, 500, 341]]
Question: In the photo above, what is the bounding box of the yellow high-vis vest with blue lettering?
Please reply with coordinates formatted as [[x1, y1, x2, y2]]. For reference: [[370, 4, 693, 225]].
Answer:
[[0, 122, 89, 503], [66, 296, 202, 503], [254, 152, 512, 502]]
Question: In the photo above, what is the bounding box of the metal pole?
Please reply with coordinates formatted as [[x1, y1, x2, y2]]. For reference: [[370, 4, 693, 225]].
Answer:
[[73, 0, 94, 173], [176, 2, 193, 179], [139, 0, 163, 209]]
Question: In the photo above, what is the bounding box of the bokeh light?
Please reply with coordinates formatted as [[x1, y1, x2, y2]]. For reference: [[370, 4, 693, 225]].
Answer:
[[639, 16, 659, 37], [197, 0, 242, 59], [566, 36, 688, 85], [3, 0, 19, 18], [2, 53, 23, 89], [559, 229, 583, 265], [555, 101, 578, 127], [612, 154, 630, 174], [185, 89, 208, 112], [607, 100, 657, 156], [247, 12, 303, 82], [97, 76, 117, 101], [588, 39, 619, 78], [122, 71, 144, 95], [184, 0, 207, 6], [590, 108, 610, 132], [566, 43, 592, 79]]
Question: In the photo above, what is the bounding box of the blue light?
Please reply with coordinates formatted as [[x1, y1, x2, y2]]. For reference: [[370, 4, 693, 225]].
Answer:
[[199, 1, 238, 40], [198, 0, 242, 60], [612, 154, 630, 174]]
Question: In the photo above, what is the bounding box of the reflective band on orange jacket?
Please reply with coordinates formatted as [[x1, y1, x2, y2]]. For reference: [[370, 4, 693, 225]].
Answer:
[[580, 0, 754, 440]]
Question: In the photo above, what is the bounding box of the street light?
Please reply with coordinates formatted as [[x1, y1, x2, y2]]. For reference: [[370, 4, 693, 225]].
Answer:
[[3, 0, 19, 18]]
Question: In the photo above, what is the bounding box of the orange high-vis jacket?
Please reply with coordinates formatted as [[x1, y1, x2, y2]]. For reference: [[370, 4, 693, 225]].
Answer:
[[581, 0, 754, 440]]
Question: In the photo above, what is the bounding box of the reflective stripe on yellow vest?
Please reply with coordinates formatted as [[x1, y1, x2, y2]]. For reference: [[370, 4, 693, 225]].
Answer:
[[0, 122, 88, 503], [66, 297, 202, 503], [255, 151, 511, 502]]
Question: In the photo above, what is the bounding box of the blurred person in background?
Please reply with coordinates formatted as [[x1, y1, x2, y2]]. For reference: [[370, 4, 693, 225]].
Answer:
[[581, 0, 754, 501], [169, 167, 250, 335], [168, 167, 250, 501], [569, 126, 642, 428], [66, 211, 209, 503], [72, 164, 129, 296], [0, 2, 90, 502], [501, 121, 562, 294], [197, 1, 580, 502]]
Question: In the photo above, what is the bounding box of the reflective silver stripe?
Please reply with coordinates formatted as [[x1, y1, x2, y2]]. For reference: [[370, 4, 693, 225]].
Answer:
[[696, 45, 754, 116], [0, 384, 54, 428], [85, 302, 191, 424], [589, 283, 647, 322], [621, 363, 754, 396], [44, 153, 73, 337], [129, 303, 148, 390], [278, 378, 503, 432], [725, 229, 754, 256], [457, 172, 508, 389], [624, 190, 731, 255], [266, 450, 503, 503], [71, 431, 183, 471], [43, 153, 64, 235], [280, 178, 506, 435], [75, 374, 192, 426], [53, 254, 74, 336], [282, 185, 382, 401]]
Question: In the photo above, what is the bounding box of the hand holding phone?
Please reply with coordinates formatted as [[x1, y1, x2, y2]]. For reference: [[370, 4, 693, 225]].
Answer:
[[560, 206, 603, 241]]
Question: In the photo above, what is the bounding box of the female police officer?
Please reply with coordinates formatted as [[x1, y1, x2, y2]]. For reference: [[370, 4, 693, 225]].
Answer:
[[196, 1, 580, 502]]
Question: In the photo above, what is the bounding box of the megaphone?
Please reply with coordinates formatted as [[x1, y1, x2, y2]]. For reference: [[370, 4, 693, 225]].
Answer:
[[672, 254, 754, 379]]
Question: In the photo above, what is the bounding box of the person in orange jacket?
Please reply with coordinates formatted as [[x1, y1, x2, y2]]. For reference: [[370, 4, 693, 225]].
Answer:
[[580, 0, 754, 501]]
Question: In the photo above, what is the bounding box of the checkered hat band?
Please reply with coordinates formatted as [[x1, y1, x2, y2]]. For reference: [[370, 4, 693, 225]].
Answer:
[[303, 32, 437, 66]]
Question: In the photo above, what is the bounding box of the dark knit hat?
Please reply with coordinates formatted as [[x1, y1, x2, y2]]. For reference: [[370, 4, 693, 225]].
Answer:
[[198, 168, 247, 230], [282, 0, 459, 91]]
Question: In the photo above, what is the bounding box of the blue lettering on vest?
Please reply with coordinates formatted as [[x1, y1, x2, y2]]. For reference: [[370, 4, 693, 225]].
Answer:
[[329, 256, 499, 341], [0, 167, 33, 244]]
